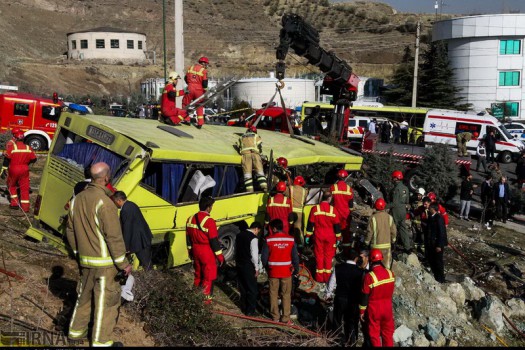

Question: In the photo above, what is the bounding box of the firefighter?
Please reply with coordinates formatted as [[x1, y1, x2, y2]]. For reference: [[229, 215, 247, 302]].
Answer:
[[410, 188, 426, 253], [272, 156, 290, 187], [1, 129, 19, 177], [186, 196, 225, 304], [365, 198, 396, 269], [387, 170, 411, 253], [238, 125, 267, 192], [427, 192, 449, 227], [265, 181, 294, 235], [182, 56, 209, 128], [2, 128, 37, 212], [329, 169, 354, 248], [284, 175, 308, 247], [160, 71, 190, 125], [305, 191, 341, 284], [456, 131, 473, 157], [359, 249, 395, 347]]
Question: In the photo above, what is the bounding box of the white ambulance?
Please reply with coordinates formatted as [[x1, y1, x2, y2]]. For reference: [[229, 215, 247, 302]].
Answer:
[[423, 109, 525, 163]]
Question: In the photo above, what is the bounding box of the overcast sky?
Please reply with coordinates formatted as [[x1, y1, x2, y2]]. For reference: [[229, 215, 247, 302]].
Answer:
[[331, 0, 525, 15]]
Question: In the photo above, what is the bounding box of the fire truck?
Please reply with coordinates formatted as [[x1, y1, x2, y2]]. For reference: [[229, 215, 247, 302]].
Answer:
[[0, 92, 63, 150]]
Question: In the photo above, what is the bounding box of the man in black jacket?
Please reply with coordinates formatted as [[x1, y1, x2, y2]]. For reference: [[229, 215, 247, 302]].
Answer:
[[481, 174, 495, 230], [493, 176, 511, 223], [459, 174, 477, 221], [484, 129, 497, 163], [112, 191, 153, 270], [235, 221, 263, 316], [427, 203, 448, 283]]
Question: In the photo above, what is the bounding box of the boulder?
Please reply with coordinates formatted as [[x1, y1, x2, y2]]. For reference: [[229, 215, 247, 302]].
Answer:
[[506, 298, 525, 318], [434, 334, 446, 347], [479, 296, 505, 332], [394, 324, 413, 343], [446, 283, 466, 309], [425, 323, 440, 341], [461, 277, 485, 301], [412, 332, 430, 347], [405, 253, 421, 269], [448, 339, 459, 347], [436, 294, 457, 314]]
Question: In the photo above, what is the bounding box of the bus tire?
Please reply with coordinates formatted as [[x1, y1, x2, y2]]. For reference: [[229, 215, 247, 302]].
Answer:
[[416, 136, 424, 147], [499, 151, 513, 164], [25, 135, 47, 151], [404, 168, 421, 193], [218, 225, 240, 262]]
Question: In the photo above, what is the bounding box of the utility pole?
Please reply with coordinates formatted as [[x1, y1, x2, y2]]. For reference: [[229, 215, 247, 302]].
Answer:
[[174, 0, 184, 107], [434, 0, 438, 21], [162, 0, 167, 83], [411, 21, 421, 108]]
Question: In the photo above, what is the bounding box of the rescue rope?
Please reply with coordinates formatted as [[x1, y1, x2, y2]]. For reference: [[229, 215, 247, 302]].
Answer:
[[481, 323, 508, 347], [503, 313, 525, 340], [447, 242, 478, 277], [298, 263, 316, 292]]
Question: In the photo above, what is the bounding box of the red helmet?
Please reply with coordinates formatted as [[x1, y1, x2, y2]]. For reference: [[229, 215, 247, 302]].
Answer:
[[370, 249, 384, 263], [293, 176, 305, 186], [198, 56, 209, 64], [337, 169, 348, 179], [276, 181, 287, 192], [392, 170, 404, 180], [428, 192, 437, 201], [277, 157, 288, 169], [473, 132, 479, 138], [11, 128, 24, 139], [248, 125, 257, 133], [374, 198, 386, 211]]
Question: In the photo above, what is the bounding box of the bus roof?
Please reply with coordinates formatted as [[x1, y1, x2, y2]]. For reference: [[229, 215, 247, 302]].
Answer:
[[66, 114, 362, 168]]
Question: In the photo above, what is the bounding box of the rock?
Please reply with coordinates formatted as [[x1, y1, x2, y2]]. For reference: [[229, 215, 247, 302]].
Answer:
[[435, 334, 446, 347], [461, 277, 485, 301], [490, 333, 496, 342], [400, 337, 413, 347], [425, 323, 440, 341], [395, 276, 403, 288], [506, 298, 525, 318], [446, 283, 466, 309], [442, 323, 452, 337], [436, 294, 457, 314], [479, 296, 505, 332], [448, 339, 459, 347], [413, 332, 430, 347], [394, 324, 413, 343], [405, 253, 421, 269]]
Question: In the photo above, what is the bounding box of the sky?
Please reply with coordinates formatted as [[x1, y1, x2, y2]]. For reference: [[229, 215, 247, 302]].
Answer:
[[332, 0, 525, 15]]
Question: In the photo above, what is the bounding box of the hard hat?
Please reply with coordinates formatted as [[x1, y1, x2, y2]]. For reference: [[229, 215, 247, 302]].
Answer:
[[293, 176, 305, 187], [11, 128, 24, 139], [276, 181, 287, 192], [370, 249, 384, 263], [473, 132, 479, 138], [198, 56, 209, 64], [428, 192, 437, 201], [337, 169, 348, 179], [417, 188, 426, 196], [391, 170, 404, 180], [374, 198, 386, 211], [168, 71, 180, 81], [277, 157, 288, 169], [248, 125, 257, 133]]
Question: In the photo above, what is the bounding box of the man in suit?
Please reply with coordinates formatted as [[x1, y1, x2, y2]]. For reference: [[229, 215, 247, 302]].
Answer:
[[481, 174, 495, 230], [427, 203, 448, 283], [112, 191, 153, 270], [493, 176, 511, 223]]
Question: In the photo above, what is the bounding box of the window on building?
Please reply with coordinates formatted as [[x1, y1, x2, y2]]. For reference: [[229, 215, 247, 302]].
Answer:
[[138, 41, 143, 50], [71, 40, 77, 50], [96, 39, 105, 49], [504, 102, 520, 117], [500, 40, 521, 55], [110, 39, 119, 49], [80, 40, 88, 49], [499, 71, 521, 86], [127, 40, 134, 49]]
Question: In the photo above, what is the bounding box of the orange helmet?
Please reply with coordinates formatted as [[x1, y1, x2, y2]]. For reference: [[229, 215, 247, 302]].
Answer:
[[392, 170, 403, 180], [277, 157, 288, 169], [276, 181, 287, 192], [248, 125, 257, 133], [428, 192, 437, 201], [198, 56, 209, 64], [293, 176, 305, 187], [337, 169, 348, 179], [370, 249, 384, 263], [374, 198, 386, 211], [12, 128, 24, 139]]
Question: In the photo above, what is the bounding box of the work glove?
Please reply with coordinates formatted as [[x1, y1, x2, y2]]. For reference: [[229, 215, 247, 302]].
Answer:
[[305, 236, 310, 245]]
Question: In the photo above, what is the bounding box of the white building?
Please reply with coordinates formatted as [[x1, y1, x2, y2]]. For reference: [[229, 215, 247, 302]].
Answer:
[[67, 27, 147, 62], [433, 14, 525, 118]]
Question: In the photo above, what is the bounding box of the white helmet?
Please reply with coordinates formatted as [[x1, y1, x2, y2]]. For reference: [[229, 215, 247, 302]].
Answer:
[[168, 71, 180, 82], [417, 188, 426, 196]]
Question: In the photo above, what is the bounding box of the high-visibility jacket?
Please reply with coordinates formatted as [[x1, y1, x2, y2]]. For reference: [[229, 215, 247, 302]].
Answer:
[[266, 193, 293, 234], [266, 232, 295, 278], [330, 180, 354, 222], [66, 183, 128, 269], [185, 63, 208, 89], [285, 185, 307, 214], [186, 211, 223, 258], [160, 83, 186, 118], [238, 132, 262, 154], [365, 211, 396, 249], [306, 201, 340, 240], [5, 141, 36, 168]]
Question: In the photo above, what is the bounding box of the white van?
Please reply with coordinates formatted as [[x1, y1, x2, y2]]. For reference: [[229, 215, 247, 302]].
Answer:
[[423, 109, 525, 163], [348, 116, 388, 140]]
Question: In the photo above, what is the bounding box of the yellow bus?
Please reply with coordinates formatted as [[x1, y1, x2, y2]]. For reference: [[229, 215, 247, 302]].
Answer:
[[26, 112, 362, 268]]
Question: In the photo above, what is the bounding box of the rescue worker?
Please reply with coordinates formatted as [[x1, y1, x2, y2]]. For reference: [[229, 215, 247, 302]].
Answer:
[[272, 156, 290, 187], [410, 188, 426, 253], [265, 181, 294, 235], [160, 71, 190, 125], [2, 128, 37, 212], [413, 197, 432, 261], [387, 170, 411, 253], [427, 192, 449, 227], [238, 125, 267, 192], [456, 131, 474, 157], [365, 198, 397, 269], [359, 249, 395, 347], [183, 56, 209, 128], [305, 191, 341, 284], [186, 196, 225, 304], [329, 169, 354, 248], [284, 175, 308, 247], [66, 162, 132, 347]]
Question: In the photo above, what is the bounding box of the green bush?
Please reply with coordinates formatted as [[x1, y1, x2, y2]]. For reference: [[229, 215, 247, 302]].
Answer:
[[415, 144, 459, 201], [362, 149, 403, 201]]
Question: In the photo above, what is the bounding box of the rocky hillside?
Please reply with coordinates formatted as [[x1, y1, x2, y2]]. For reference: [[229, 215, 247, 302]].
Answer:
[[0, 0, 440, 98]]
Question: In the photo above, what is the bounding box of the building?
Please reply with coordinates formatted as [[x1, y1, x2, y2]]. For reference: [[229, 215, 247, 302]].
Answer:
[[67, 27, 147, 62], [433, 14, 525, 118]]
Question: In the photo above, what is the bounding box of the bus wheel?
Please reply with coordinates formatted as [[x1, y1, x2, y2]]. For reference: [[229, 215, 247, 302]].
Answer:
[[416, 136, 424, 147], [499, 151, 513, 164], [405, 168, 421, 193], [219, 225, 240, 262], [25, 135, 47, 151]]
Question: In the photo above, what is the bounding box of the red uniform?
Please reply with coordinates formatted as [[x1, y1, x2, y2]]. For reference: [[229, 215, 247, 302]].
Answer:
[[329, 180, 354, 246], [360, 263, 395, 347], [265, 193, 293, 235], [266, 233, 295, 278], [437, 203, 449, 226], [182, 63, 208, 126], [186, 211, 224, 301], [5, 140, 36, 212], [305, 201, 341, 283], [161, 83, 189, 125]]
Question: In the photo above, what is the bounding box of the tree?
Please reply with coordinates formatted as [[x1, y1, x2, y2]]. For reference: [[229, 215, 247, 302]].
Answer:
[[415, 144, 459, 201], [383, 46, 415, 106], [362, 148, 404, 202]]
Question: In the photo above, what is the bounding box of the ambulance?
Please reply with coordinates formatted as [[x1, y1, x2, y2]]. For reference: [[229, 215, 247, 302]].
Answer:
[[423, 109, 525, 163]]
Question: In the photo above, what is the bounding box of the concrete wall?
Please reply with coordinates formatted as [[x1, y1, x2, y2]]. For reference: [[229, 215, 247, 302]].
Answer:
[[67, 32, 147, 61]]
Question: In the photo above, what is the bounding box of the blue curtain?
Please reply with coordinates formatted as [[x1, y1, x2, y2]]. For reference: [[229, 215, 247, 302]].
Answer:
[[212, 165, 239, 197], [162, 163, 185, 204], [57, 143, 125, 178]]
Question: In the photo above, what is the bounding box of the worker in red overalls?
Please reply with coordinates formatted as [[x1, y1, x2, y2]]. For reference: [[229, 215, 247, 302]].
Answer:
[[265, 181, 294, 235], [305, 191, 341, 284], [183, 56, 209, 129], [427, 192, 449, 227], [160, 71, 190, 125], [2, 128, 37, 212], [186, 196, 225, 304], [359, 249, 395, 347], [330, 169, 354, 248]]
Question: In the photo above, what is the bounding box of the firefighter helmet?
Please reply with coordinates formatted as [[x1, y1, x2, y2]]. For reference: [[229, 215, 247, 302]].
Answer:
[[276, 181, 287, 192], [391, 170, 404, 180], [428, 192, 437, 201], [293, 176, 305, 187], [198, 56, 209, 64], [11, 128, 24, 139], [473, 132, 479, 138], [248, 125, 257, 133], [374, 198, 386, 211], [417, 188, 426, 196], [337, 169, 348, 179], [370, 249, 384, 263], [276, 157, 288, 169], [168, 71, 180, 81]]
